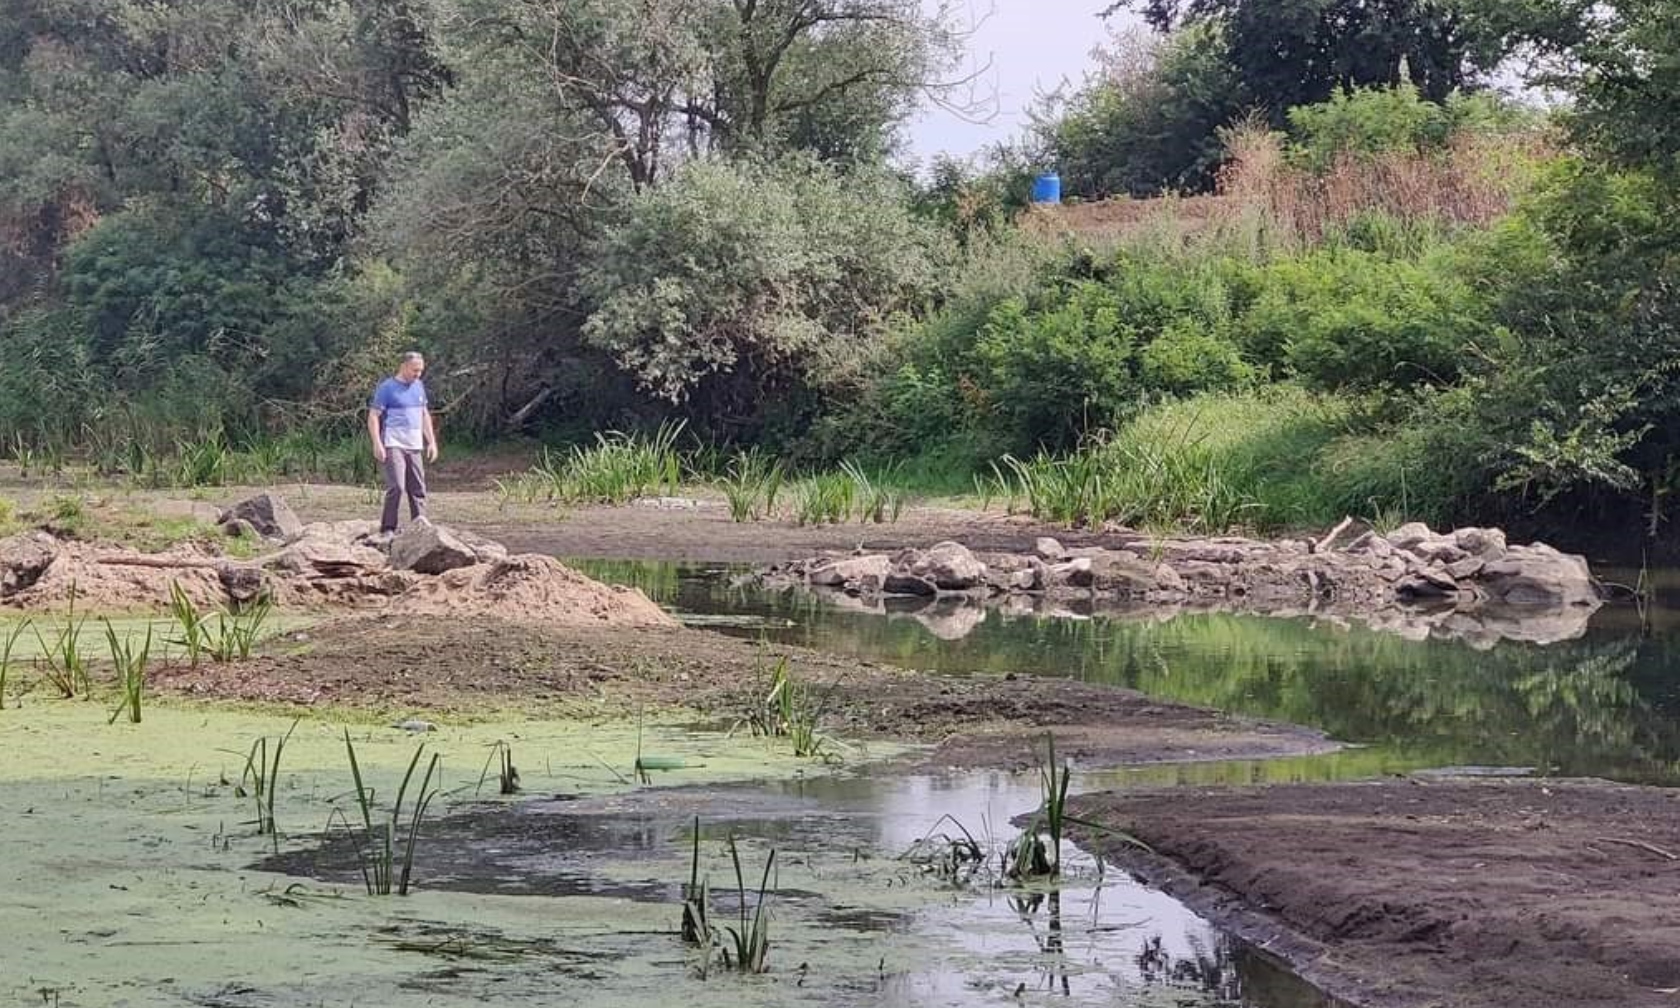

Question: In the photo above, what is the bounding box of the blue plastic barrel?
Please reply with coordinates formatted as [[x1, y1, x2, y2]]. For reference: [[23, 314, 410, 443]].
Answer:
[[1031, 172, 1062, 204]]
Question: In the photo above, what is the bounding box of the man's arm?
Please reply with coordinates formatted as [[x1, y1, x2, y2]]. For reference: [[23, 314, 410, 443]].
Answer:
[[423, 408, 438, 463], [367, 408, 386, 463]]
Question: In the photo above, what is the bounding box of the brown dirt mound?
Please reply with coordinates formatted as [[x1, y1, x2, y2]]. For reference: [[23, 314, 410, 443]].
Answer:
[[401, 554, 673, 627], [4, 540, 230, 612]]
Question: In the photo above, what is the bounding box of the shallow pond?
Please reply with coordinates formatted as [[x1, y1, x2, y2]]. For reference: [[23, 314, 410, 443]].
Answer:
[[27, 551, 1668, 1008], [575, 560, 1680, 786]]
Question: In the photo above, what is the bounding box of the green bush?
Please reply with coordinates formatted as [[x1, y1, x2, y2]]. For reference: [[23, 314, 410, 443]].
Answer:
[[1239, 246, 1487, 391], [973, 282, 1141, 451]]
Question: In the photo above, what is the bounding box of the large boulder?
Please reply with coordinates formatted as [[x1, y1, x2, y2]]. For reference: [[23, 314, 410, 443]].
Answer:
[[390, 523, 479, 575], [0, 531, 57, 597], [272, 521, 387, 578], [221, 493, 303, 541], [1479, 544, 1599, 607], [909, 541, 988, 591]]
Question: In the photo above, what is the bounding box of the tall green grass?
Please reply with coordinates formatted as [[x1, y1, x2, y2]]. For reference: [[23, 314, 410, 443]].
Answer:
[[503, 422, 686, 505], [987, 387, 1451, 534], [339, 732, 442, 897], [104, 619, 152, 725], [0, 619, 27, 711]]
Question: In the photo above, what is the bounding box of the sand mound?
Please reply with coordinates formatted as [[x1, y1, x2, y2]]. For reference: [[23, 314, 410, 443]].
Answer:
[[0, 509, 673, 630], [401, 554, 674, 627]]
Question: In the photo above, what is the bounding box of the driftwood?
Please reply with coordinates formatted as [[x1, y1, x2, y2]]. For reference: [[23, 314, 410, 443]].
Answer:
[[93, 552, 284, 570], [1314, 516, 1355, 555]]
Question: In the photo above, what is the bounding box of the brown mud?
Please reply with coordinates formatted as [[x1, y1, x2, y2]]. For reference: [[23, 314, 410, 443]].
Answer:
[[1069, 779, 1680, 1008]]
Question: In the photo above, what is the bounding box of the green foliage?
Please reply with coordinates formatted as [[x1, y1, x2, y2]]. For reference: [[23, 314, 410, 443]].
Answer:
[[0, 619, 29, 712], [1239, 246, 1488, 391], [581, 156, 947, 422], [1114, 0, 1523, 114], [1287, 85, 1536, 171], [206, 599, 274, 663], [1044, 24, 1251, 197], [520, 423, 686, 505]]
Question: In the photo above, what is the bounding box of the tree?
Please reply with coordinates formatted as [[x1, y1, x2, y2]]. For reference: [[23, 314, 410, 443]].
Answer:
[[1106, 0, 1509, 117], [455, 0, 975, 188], [1041, 24, 1250, 197], [579, 155, 948, 434]]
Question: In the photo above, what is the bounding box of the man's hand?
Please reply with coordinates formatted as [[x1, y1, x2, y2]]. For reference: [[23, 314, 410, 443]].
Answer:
[[373, 444, 387, 464], [425, 441, 438, 463]]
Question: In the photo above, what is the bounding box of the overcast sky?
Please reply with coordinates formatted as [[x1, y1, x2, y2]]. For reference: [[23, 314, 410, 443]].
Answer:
[[905, 1, 1140, 165]]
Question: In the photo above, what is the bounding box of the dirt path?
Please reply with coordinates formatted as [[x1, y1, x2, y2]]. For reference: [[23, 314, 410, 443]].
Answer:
[[279, 484, 1109, 564], [151, 614, 1335, 770], [1068, 779, 1680, 1008]]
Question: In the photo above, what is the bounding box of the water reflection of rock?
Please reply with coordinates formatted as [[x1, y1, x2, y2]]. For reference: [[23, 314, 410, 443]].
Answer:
[[763, 525, 1605, 648], [807, 584, 1594, 648]]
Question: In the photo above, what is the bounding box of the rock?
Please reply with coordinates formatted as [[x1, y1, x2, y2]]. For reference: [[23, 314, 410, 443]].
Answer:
[[216, 563, 268, 605], [1413, 540, 1469, 565], [1396, 570, 1458, 599], [1090, 552, 1158, 595], [1152, 564, 1187, 595], [220, 518, 259, 540], [221, 493, 303, 541], [1454, 527, 1508, 561], [1386, 522, 1437, 551], [909, 541, 988, 591], [1479, 545, 1598, 607], [0, 531, 57, 597], [1446, 556, 1487, 580], [810, 554, 891, 588], [389, 523, 479, 575], [1048, 557, 1093, 589], [882, 572, 938, 596], [273, 522, 388, 578], [1034, 537, 1068, 561]]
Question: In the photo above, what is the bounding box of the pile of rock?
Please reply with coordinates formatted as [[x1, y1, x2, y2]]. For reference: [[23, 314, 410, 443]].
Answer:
[[0, 493, 671, 628], [763, 520, 1603, 641]]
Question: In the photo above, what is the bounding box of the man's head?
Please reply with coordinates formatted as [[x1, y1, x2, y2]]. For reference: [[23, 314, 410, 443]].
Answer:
[[397, 351, 425, 383]]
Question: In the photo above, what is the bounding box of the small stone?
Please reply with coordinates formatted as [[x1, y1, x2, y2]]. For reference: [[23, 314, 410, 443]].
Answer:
[[1034, 537, 1068, 561]]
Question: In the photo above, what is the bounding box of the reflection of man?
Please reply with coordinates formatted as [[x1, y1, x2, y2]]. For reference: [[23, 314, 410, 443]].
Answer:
[[367, 351, 438, 538]]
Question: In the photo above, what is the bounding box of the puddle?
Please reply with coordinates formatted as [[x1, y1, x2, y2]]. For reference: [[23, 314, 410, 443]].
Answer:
[[264, 765, 1352, 1007]]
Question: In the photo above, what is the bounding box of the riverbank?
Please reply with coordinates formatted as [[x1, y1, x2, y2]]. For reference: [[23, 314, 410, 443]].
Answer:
[[1069, 779, 1680, 1008]]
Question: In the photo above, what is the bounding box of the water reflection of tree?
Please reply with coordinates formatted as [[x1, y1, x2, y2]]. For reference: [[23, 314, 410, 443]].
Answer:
[[593, 565, 1680, 782]]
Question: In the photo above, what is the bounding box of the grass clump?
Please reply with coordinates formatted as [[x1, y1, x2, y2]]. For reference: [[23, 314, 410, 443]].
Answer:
[[717, 449, 785, 522], [168, 581, 208, 667], [0, 619, 28, 710], [205, 598, 273, 662], [338, 731, 442, 896], [475, 740, 520, 796], [33, 585, 89, 698], [740, 656, 836, 760], [104, 619, 152, 724], [236, 719, 299, 843], [720, 836, 775, 973]]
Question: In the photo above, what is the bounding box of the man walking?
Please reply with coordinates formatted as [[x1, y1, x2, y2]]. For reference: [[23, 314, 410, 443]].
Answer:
[[368, 351, 438, 538]]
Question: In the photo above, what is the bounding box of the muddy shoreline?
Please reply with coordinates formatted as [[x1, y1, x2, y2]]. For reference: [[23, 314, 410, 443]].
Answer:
[[1069, 779, 1680, 1008], [152, 614, 1337, 772]]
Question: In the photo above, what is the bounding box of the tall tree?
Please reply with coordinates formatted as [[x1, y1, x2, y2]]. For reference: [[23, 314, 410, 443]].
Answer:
[[1106, 0, 1507, 116]]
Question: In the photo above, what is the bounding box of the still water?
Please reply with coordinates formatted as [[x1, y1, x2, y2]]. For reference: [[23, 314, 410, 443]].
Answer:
[[575, 560, 1680, 786]]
